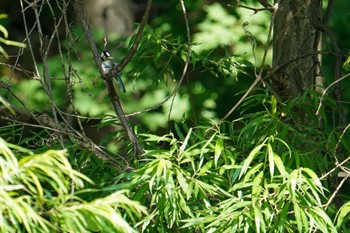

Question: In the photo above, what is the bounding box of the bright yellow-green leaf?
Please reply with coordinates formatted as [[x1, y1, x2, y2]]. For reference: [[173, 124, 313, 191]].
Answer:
[[214, 137, 224, 167], [239, 142, 266, 179], [273, 152, 287, 176], [0, 24, 8, 38], [267, 143, 274, 180], [179, 127, 192, 153], [335, 201, 350, 229]]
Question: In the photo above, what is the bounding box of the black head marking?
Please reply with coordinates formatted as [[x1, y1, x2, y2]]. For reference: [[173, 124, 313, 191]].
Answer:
[[101, 51, 111, 60]]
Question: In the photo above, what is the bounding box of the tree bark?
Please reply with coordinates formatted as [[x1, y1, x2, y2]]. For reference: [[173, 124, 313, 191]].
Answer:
[[271, 0, 323, 98], [85, 0, 134, 37]]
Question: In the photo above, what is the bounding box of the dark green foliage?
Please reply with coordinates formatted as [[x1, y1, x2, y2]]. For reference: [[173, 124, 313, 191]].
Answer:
[[105, 89, 348, 232], [1, 0, 350, 232]]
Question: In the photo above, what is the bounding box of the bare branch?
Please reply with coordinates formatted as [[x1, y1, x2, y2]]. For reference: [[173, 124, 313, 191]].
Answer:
[[228, 2, 273, 14]]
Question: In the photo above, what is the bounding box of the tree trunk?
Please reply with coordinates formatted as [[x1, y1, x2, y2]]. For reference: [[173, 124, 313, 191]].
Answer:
[[85, 0, 134, 37], [271, 0, 323, 99]]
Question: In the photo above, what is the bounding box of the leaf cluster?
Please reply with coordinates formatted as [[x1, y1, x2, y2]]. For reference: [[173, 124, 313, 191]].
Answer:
[[0, 137, 146, 232], [108, 90, 350, 232]]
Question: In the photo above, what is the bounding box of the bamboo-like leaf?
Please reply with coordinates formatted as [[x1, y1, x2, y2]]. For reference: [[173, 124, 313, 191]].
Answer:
[[273, 152, 287, 176], [228, 182, 253, 192], [239, 142, 266, 179], [140, 133, 174, 143], [301, 168, 323, 193], [174, 123, 185, 141], [252, 171, 263, 195], [0, 37, 26, 47], [271, 201, 290, 231], [253, 204, 266, 233], [176, 169, 191, 199], [242, 163, 263, 183], [294, 203, 303, 233], [148, 159, 163, 192], [307, 207, 337, 233], [0, 138, 146, 232], [199, 132, 217, 170], [300, 205, 309, 233], [289, 169, 299, 196], [194, 179, 217, 196], [267, 143, 274, 180], [0, 24, 8, 38], [180, 127, 192, 153], [214, 137, 224, 167], [335, 201, 350, 229], [198, 160, 213, 176]]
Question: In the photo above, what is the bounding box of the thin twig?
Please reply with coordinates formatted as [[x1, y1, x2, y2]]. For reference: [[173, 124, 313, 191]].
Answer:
[[228, 3, 273, 14], [320, 123, 350, 183], [167, 0, 191, 124], [206, 1, 280, 132], [118, 0, 153, 72], [315, 73, 350, 115], [324, 174, 349, 209], [0, 105, 127, 172]]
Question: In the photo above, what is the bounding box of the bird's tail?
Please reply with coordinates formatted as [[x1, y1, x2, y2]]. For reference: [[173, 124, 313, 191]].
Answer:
[[115, 73, 126, 93]]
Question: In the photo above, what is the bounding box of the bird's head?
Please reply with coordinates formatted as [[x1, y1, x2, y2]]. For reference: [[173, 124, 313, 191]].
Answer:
[[101, 51, 114, 61]]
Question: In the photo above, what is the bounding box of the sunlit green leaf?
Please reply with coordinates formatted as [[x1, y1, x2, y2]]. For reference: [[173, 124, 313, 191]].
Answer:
[[199, 132, 217, 170], [239, 141, 266, 179], [273, 152, 287, 176], [214, 137, 224, 167], [267, 143, 274, 180], [179, 127, 192, 153], [198, 160, 213, 176], [335, 201, 350, 229], [176, 169, 191, 200]]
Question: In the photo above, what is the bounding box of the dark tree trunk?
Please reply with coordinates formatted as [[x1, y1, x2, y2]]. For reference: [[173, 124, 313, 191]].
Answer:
[[271, 0, 323, 98]]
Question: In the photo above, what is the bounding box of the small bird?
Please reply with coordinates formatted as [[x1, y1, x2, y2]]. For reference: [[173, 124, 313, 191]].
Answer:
[[100, 51, 126, 93]]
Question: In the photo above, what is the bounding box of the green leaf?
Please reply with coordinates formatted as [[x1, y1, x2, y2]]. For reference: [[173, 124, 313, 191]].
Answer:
[[0, 37, 26, 47], [252, 171, 263, 195], [0, 24, 8, 38], [243, 163, 263, 183], [273, 152, 287, 176], [176, 169, 191, 200], [180, 127, 192, 153], [307, 207, 337, 233], [239, 142, 266, 179], [289, 169, 299, 196], [267, 143, 274, 180], [301, 167, 323, 193], [198, 160, 213, 176], [214, 137, 224, 167], [335, 201, 350, 229], [294, 203, 303, 233], [199, 132, 216, 170]]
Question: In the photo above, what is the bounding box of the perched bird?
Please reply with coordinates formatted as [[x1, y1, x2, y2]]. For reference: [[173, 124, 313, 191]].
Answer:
[[100, 51, 126, 93]]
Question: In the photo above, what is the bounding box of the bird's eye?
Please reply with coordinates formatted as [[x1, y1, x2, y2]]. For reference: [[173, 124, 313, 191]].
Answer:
[[101, 51, 111, 60], [104, 51, 110, 57]]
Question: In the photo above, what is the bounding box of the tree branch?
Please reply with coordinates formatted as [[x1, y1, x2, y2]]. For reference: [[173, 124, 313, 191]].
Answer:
[[73, 0, 147, 156], [0, 104, 126, 172], [208, 1, 280, 130], [118, 0, 153, 72]]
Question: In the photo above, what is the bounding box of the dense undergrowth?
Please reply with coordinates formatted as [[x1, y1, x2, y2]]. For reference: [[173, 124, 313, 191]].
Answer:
[[2, 90, 350, 232]]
